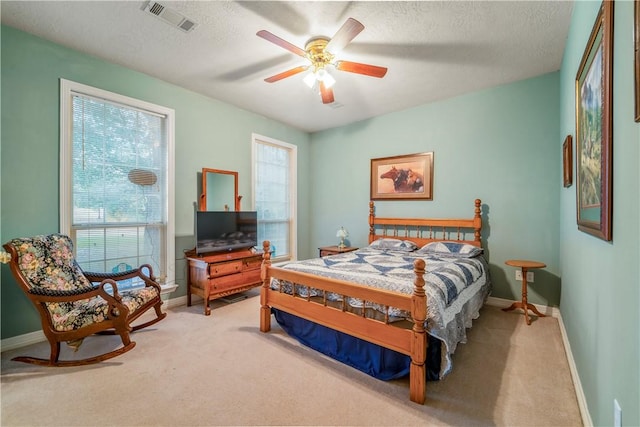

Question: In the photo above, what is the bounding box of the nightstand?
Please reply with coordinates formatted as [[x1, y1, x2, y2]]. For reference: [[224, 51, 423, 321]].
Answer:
[[318, 246, 359, 257]]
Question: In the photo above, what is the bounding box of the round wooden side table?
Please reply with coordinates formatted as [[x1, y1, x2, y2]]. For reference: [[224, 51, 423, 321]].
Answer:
[[503, 259, 546, 325]]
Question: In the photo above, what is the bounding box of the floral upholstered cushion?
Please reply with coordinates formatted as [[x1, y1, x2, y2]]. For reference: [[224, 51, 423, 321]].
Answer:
[[46, 298, 113, 332], [9, 234, 93, 293], [121, 287, 160, 314], [44, 288, 160, 332]]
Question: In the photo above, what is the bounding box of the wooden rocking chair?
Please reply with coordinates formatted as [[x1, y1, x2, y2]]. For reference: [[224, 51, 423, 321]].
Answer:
[[3, 233, 167, 366]]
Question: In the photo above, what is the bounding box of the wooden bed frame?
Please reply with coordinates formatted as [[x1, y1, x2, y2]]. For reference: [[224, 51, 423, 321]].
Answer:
[[259, 199, 482, 404]]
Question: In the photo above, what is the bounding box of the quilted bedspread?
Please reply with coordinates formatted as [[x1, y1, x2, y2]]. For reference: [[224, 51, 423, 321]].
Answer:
[[270, 247, 492, 376]]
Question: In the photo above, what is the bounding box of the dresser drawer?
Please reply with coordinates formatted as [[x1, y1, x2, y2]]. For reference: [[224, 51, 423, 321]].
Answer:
[[243, 268, 261, 284], [208, 260, 242, 278], [243, 256, 262, 270], [210, 271, 262, 292]]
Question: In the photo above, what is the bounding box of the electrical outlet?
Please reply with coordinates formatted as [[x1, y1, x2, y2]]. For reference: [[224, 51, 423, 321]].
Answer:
[[515, 271, 535, 282], [614, 399, 621, 427]]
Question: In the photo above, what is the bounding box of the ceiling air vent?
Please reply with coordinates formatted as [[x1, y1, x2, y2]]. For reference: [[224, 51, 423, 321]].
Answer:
[[142, 1, 198, 33]]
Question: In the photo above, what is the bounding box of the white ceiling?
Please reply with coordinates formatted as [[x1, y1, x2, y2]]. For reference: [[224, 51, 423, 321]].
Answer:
[[1, 1, 573, 133]]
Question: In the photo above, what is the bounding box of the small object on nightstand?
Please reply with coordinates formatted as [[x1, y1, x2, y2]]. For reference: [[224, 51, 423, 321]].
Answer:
[[503, 259, 547, 325], [319, 245, 358, 257], [336, 226, 349, 249]]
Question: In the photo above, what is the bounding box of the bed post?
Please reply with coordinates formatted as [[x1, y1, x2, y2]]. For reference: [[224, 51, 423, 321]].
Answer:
[[410, 258, 427, 404], [260, 240, 272, 332], [473, 199, 482, 245], [368, 201, 375, 244]]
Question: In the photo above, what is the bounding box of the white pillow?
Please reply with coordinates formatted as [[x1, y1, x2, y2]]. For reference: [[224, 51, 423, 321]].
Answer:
[[417, 241, 483, 258], [368, 238, 418, 252]]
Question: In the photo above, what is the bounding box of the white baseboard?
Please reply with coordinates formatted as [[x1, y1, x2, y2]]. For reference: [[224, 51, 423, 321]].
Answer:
[[0, 330, 47, 352], [164, 294, 188, 309], [486, 296, 590, 426], [556, 310, 592, 427]]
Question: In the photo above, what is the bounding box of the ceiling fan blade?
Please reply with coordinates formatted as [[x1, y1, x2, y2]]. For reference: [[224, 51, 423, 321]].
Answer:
[[257, 30, 307, 57], [320, 82, 334, 104], [264, 65, 309, 83], [325, 18, 364, 53], [335, 60, 388, 78]]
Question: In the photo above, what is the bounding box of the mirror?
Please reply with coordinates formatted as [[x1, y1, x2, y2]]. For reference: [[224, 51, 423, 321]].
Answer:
[[199, 168, 241, 211]]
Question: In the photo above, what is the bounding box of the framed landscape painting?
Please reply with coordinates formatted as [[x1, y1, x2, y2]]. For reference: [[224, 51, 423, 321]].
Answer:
[[370, 152, 433, 200], [574, 0, 613, 241]]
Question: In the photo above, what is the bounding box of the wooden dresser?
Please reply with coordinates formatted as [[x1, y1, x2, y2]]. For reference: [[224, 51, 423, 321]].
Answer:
[[186, 249, 263, 315]]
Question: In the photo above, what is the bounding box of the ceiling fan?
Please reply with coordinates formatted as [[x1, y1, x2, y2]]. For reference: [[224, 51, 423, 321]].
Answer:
[[257, 18, 387, 104]]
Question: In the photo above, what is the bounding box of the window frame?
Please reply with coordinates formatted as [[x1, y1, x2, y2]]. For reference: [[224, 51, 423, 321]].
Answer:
[[251, 133, 297, 262], [59, 78, 176, 292]]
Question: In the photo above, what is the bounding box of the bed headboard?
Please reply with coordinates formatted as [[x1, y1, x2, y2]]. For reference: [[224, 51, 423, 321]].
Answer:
[[368, 199, 483, 247]]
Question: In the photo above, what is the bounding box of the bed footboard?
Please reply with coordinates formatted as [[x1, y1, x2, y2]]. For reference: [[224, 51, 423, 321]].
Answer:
[[259, 241, 428, 404]]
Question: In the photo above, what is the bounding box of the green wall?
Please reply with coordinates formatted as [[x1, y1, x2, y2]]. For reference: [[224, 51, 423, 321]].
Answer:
[[0, 25, 311, 338], [310, 72, 562, 308], [559, 1, 639, 425]]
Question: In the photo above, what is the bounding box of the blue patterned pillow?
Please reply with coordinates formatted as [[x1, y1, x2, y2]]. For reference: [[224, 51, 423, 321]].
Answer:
[[417, 241, 483, 258], [369, 238, 418, 252]]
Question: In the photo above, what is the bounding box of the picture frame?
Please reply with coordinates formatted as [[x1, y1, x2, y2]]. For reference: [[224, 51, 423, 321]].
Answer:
[[563, 135, 573, 188], [574, 1, 613, 241], [370, 152, 434, 200], [635, 0, 639, 122]]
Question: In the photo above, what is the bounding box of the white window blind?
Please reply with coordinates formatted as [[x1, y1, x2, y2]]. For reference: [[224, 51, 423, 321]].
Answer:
[[60, 79, 175, 290], [252, 134, 297, 261]]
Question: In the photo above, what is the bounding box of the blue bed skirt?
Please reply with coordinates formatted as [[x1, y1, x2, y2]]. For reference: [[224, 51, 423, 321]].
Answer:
[[273, 308, 441, 381]]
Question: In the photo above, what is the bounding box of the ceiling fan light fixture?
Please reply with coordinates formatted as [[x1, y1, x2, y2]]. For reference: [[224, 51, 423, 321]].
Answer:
[[317, 69, 336, 88], [322, 72, 335, 89], [303, 72, 316, 88], [303, 68, 336, 90]]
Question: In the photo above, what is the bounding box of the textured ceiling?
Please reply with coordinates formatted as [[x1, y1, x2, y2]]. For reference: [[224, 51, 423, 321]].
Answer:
[[1, 1, 573, 133]]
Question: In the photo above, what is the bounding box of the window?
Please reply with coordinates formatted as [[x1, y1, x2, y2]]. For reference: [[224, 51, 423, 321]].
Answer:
[[252, 134, 297, 261], [60, 79, 175, 291]]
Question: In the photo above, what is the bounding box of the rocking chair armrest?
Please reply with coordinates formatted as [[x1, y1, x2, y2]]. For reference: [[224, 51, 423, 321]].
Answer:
[[29, 285, 101, 299], [83, 269, 139, 282], [84, 264, 162, 292], [136, 264, 163, 293], [28, 281, 123, 305]]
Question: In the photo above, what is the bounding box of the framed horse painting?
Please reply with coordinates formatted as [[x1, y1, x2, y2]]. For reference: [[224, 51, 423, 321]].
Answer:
[[370, 152, 434, 200]]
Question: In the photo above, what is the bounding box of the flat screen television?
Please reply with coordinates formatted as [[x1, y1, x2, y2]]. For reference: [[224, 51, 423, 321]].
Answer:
[[195, 210, 258, 255]]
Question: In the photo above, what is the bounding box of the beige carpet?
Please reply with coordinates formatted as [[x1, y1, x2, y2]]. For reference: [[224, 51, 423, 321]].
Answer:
[[1, 291, 582, 426]]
